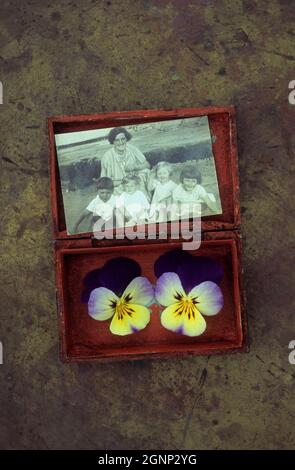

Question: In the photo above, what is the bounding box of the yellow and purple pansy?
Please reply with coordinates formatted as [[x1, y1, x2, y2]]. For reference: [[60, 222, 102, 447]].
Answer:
[[154, 249, 224, 337], [82, 257, 154, 336]]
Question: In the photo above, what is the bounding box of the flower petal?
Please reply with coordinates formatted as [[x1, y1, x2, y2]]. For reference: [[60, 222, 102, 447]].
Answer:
[[154, 249, 191, 278], [155, 272, 185, 307], [110, 304, 151, 336], [81, 268, 102, 303], [160, 302, 207, 336], [189, 281, 223, 316], [181, 309, 207, 337], [88, 287, 118, 320], [154, 249, 224, 292], [178, 256, 224, 292], [98, 257, 141, 296], [160, 303, 183, 333], [122, 277, 154, 306], [83, 268, 102, 287]]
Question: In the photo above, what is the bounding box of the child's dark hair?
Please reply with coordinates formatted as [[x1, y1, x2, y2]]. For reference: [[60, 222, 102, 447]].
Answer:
[[180, 165, 202, 184], [97, 177, 114, 191], [108, 127, 132, 144]]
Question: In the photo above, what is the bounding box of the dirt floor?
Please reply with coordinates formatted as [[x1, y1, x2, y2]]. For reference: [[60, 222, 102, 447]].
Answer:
[[0, 0, 295, 450]]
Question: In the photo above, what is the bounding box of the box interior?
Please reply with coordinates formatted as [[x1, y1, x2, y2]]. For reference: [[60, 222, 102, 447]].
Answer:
[[57, 239, 243, 361]]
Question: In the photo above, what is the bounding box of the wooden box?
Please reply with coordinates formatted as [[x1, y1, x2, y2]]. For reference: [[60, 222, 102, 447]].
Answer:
[[48, 106, 247, 362]]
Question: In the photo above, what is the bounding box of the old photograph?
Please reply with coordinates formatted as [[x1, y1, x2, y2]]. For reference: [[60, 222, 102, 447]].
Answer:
[[55, 116, 222, 234]]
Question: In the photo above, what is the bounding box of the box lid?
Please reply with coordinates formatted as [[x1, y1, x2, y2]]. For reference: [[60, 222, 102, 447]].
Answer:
[[48, 106, 240, 241]]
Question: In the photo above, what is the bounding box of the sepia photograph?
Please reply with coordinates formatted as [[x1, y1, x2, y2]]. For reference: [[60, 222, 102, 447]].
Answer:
[[55, 116, 222, 234]]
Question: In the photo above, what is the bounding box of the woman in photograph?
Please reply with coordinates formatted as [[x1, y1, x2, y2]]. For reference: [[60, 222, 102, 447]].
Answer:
[[100, 127, 150, 192]]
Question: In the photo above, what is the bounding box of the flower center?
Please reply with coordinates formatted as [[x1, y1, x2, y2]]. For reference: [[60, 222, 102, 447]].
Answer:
[[115, 298, 134, 321], [174, 295, 199, 320]]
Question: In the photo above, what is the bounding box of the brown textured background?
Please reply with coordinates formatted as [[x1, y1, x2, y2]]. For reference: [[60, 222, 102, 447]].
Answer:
[[0, 0, 295, 450]]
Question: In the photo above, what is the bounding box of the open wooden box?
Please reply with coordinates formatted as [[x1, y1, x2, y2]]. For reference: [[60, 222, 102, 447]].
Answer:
[[48, 106, 247, 362]]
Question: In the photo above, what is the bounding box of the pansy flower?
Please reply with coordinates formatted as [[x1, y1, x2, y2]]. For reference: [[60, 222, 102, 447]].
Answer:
[[82, 257, 154, 336], [154, 249, 224, 337]]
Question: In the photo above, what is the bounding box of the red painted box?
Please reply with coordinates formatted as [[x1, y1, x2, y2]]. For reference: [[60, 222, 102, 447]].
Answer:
[[48, 106, 247, 362]]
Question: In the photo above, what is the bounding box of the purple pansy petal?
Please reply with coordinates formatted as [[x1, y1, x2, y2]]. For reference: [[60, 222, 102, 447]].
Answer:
[[155, 272, 185, 307], [81, 288, 94, 304], [154, 249, 224, 292], [110, 304, 151, 336], [177, 256, 224, 292], [122, 277, 154, 306], [88, 287, 118, 321], [81, 268, 102, 303], [154, 249, 191, 279], [83, 268, 102, 287], [98, 257, 141, 296], [189, 281, 223, 316]]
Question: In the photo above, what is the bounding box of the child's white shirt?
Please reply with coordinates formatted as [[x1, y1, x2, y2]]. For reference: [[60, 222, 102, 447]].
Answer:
[[173, 183, 210, 203], [172, 184, 216, 218], [148, 180, 177, 222], [86, 194, 116, 220], [151, 180, 177, 204], [117, 190, 149, 220]]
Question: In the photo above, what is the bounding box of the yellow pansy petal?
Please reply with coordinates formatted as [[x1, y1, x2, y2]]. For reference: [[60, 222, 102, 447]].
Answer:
[[110, 304, 151, 336], [160, 303, 183, 333], [110, 314, 132, 336], [181, 309, 207, 337], [127, 304, 151, 331]]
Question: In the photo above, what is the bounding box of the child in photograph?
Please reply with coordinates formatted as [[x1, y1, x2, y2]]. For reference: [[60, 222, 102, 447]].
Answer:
[[172, 165, 218, 219], [73, 177, 116, 233], [116, 175, 150, 227], [148, 161, 177, 222]]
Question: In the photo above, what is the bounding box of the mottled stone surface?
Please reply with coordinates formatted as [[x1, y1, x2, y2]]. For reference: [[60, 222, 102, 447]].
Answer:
[[0, 0, 295, 450]]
